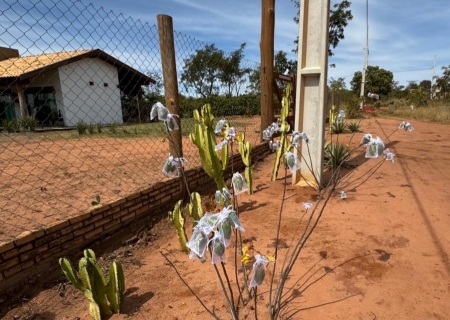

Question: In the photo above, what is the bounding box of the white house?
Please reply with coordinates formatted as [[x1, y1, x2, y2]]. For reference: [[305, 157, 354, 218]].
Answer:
[[0, 47, 155, 126]]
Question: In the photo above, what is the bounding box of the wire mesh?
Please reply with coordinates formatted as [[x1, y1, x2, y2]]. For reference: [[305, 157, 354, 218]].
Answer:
[[0, 0, 263, 242]]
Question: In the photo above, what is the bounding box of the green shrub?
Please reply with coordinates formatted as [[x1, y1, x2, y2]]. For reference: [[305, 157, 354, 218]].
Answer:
[[109, 121, 118, 134], [331, 120, 347, 134], [96, 122, 103, 133], [19, 116, 36, 132], [76, 120, 87, 135], [2, 119, 21, 133], [324, 141, 351, 168], [347, 121, 360, 133], [179, 94, 260, 118], [87, 123, 95, 134]]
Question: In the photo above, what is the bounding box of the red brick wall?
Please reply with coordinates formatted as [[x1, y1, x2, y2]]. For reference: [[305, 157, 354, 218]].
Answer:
[[0, 142, 270, 292]]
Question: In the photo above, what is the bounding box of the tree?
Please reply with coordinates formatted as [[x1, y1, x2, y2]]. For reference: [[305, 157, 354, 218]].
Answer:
[[434, 65, 450, 98], [350, 66, 394, 97], [247, 65, 261, 94], [219, 43, 251, 97], [419, 80, 431, 91], [181, 44, 224, 98], [292, 0, 353, 56], [274, 50, 297, 74], [329, 77, 347, 92]]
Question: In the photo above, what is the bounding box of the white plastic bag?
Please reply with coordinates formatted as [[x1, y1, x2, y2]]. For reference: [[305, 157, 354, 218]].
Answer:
[[249, 254, 271, 288], [284, 151, 302, 173], [232, 172, 249, 195], [214, 119, 227, 135], [162, 155, 186, 177], [360, 133, 372, 145], [150, 102, 169, 121], [165, 114, 179, 131], [211, 232, 226, 264], [215, 139, 228, 151], [365, 136, 385, 158]]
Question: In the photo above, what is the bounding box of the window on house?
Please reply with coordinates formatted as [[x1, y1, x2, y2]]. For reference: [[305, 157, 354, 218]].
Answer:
[[25, 87, 57, 125]]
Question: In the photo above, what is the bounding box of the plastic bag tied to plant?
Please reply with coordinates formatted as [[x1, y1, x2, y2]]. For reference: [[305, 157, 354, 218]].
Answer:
[[162, 154, 186, 178], [365, 136, 385, 159], [186, 206, 244, 263], [284, 151, 302, 173], [269, 140, 280, 152], [399, 120, 414, 132], [337, 110, 346, 123], [215, 188, 232, 206], [360, 133, 373, 145], [232, 172, 249, 195], [249, 254, 274, 289], [262, 121, 281, 141], [383, 148, 395, 163], [150, 102, 179, 131], [291, 131, 309, 147], [302, 202, 312, 210]]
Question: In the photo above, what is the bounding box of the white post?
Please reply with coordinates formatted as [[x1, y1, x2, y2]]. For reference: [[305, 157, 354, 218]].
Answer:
[[359, 0, 369, 107], [293, 0, 330, 189]]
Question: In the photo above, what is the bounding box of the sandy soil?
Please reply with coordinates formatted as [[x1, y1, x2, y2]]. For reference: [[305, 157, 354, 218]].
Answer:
[[0, 117, 261, 242], [1, 117, 450, 319]]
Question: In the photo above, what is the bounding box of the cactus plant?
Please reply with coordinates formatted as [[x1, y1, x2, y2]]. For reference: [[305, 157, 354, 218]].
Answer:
[[238, 136, 253, 194], [272, 83, 292, 181], [168, 199, 189, 252], [189, 104, 227, 190], [59, 249, 125, 320]]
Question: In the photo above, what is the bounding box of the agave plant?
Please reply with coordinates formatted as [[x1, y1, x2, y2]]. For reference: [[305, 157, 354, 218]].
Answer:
[[324, 141, 351, 168]]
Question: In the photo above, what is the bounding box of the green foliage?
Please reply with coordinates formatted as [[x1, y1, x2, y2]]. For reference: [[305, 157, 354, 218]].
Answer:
[[168, 200, 189, 253], [91, 195, 101, 206], [274, 51, 297, 74], [331, 120, 347, 134], [2, 118, 20, 133], [109, 121, 118, 134], [76, 120, 87, 135], [87, 123, 95, 135], [19, 116, 36, 131], [293, 0, 353, 57], [347, 121, 360, 133], [272, 83, 292, 181], [59, 249, 125, 320], [344, 100, 363, 119], [238, 138, 253, 194], [350, 65, 394, 97], [96, 122, 103, 133], [179, 94, 260, 118], [189, 104, 227, 190], [324, 142, 351, 168]]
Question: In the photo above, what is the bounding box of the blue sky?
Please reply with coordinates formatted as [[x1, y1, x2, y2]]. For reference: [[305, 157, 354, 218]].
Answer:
[[1, 0, 449, 88]]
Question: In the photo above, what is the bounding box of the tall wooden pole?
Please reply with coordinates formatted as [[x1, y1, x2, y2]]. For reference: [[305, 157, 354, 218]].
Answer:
[[157, 15, 186, 198], [15, 81, 28, 118], [260, 0, 275, 141], [157, 14, 183, 159]]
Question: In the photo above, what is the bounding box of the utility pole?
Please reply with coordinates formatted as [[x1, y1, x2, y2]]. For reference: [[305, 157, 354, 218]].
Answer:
[[431, 55, 436, 99], [359, 0, 369, 108]]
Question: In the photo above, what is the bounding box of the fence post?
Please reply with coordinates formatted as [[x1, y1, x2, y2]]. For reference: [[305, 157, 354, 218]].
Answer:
[[15, 81, 29, 118], [293, 0, 330, 189], [260, 0, 275, 141], [157, 14, 186, 199]]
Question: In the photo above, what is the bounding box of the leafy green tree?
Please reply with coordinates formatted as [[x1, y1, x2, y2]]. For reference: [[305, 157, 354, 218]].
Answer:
[[434, 65, 450, 98], [181, 44, 224, 98], [220, 43, 252, 97], [329, 77, 347, 92], [419, 80, 431, 91], [274, 51, 297, 74], [350, 66, 394, 97], [248, 65, 261, 94], [292, 0, 353, 56]]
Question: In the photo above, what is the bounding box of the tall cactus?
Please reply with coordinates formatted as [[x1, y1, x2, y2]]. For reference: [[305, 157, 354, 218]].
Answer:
[[272, 83, 292, 181], [189, 104, 227, 190], [168, 199, 189, 253], [238, 136, 253, 194], [59, 249, 125, 320]]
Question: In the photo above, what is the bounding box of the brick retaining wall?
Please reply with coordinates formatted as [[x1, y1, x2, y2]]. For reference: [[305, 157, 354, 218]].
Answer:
[[0, 142, 270, 292]]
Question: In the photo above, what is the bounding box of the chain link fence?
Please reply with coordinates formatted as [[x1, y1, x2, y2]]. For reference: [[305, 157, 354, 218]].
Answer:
[[0, 0, 262, 242]]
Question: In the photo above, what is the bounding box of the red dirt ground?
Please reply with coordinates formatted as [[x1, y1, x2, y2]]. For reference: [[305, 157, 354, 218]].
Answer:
[[1, 117, 450, 319]]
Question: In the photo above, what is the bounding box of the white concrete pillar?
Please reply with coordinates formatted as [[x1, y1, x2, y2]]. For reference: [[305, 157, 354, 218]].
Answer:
[[293, 0, 330, 189]]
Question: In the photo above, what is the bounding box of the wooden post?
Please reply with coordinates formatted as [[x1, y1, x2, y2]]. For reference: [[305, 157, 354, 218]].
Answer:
[[157, 14, 183, 158], [293, 0, 330, 189], [15, 81, 28, 118], [260, 0, 275, 141], [157, 14, 186, 199]]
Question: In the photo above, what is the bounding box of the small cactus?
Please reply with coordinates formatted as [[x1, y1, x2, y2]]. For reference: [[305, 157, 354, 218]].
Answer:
[[59, 249, 125, 320]]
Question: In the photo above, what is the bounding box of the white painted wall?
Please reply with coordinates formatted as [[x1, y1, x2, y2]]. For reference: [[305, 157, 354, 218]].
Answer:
[[58, 58, 123, 126]]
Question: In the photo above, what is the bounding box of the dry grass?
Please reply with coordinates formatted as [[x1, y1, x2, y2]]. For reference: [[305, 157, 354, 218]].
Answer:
[[381, 101, 450, 124]]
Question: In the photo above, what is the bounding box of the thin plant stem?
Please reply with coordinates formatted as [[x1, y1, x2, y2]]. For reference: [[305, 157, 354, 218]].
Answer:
[[254, 287, 258, 320], [268, 165, 288, 317], [160, 251, 220, 320], [221, 262, 236, 313], [211, 253, 238, 320]]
